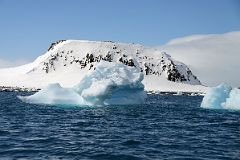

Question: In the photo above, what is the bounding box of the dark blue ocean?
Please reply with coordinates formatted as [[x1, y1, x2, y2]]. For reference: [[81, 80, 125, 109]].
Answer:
[[0, 92, 239, 160]]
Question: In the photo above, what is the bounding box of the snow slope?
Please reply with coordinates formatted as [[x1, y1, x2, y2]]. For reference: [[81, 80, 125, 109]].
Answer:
[[0, 40, 207, 92]]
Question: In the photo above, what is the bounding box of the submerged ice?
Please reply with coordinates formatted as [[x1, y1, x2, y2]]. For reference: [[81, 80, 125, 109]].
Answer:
[[201, 83, 240, 110], [19, 61, 146, 106]]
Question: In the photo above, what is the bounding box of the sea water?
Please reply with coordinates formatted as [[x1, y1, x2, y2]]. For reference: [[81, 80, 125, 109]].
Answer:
[[0, 92, 240, 159]]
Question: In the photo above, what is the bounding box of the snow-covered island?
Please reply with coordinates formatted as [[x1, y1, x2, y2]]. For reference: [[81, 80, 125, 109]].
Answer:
[[0, 40, 208, 94]]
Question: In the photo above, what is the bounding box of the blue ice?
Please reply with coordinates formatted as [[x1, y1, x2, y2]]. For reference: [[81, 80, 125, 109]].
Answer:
[[201, 83, 240, 110]]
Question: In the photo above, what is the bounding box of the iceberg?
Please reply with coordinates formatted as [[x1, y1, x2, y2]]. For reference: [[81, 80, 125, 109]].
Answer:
[[18, 61, 146, 106], [201, 83, 240, 110]]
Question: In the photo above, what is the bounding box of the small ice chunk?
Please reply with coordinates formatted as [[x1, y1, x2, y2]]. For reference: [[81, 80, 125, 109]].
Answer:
[[222, 88, 240, 110], [201, 83, 240, 110], [200, 83, 232, 109]]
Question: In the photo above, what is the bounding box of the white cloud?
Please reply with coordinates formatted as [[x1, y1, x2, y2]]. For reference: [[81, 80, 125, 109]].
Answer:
[[0, 59, 30, 68], [157, 31, 240, 87]]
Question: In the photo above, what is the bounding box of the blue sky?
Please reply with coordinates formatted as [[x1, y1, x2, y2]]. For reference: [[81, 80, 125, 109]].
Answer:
[[0, 0, 240, 61]]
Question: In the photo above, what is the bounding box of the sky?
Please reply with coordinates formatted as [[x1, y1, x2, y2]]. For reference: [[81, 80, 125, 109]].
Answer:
[[0, 0, 239, 61]]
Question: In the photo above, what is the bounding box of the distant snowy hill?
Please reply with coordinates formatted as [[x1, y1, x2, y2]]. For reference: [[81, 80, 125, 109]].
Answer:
[[0, 40, 207, 92]]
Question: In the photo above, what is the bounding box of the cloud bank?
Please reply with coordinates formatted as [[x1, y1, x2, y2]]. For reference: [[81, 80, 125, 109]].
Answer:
[[157, 31, 240, 87]]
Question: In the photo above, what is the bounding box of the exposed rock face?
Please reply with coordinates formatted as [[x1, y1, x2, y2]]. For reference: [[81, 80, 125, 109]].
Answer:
[[47, 40, 66, 51]]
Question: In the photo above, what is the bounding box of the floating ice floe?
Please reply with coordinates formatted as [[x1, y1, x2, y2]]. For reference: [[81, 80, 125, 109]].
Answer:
[[201, 83, 240, 110], [18, 61, 146, 106]]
